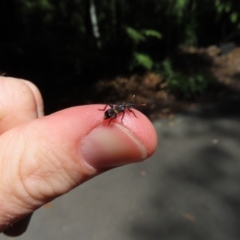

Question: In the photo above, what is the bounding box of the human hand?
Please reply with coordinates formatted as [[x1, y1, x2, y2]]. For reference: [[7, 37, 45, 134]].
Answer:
[[0, 77, 157, 236]]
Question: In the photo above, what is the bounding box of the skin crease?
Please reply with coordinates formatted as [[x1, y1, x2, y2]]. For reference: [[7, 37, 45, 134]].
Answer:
[[0, 77, 157, 235]]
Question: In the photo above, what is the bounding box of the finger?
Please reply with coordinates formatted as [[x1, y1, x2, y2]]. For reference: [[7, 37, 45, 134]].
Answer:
[[0, 105, 157, 231], [0, 77, 44, 235], [22, 80, 44, 117], [0, 77, 44, 133]]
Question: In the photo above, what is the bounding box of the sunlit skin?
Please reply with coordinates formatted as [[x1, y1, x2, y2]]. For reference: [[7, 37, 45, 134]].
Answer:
[[0, 77, 157, 235]]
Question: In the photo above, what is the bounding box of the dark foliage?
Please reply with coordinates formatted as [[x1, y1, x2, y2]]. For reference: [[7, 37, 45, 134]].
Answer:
[[0, 0, 240, 112]]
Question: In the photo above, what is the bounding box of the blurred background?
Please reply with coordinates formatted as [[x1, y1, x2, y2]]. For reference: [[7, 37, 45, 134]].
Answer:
[[1, 0, 240, 239], [1, 0, 240, 114]]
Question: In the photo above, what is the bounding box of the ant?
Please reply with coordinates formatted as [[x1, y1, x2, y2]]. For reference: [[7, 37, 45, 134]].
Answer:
[[99, 95, 146, 125]]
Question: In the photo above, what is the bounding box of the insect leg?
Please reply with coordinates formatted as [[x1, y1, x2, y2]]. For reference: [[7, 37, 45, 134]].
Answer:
[[99, 104, 113, 111], [108, 115, 117, 125], [128, 108, 138, 118], [121, 111, 125, 123]]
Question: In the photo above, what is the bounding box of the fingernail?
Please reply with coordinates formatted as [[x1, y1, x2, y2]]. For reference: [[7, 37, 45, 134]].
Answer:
[[81, 124, 147, 168]]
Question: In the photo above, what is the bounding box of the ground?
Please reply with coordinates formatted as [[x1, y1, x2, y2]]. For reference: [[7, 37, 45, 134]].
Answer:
[[2, 93, 240, 240], [2, 46, 240, 240]]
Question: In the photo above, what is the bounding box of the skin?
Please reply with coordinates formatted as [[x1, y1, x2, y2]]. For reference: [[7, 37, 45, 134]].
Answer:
[[0, 77, 157, 236]]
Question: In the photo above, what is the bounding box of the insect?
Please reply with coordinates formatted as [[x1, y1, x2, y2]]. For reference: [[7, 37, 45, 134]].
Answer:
[[99, 95, 146, 125]]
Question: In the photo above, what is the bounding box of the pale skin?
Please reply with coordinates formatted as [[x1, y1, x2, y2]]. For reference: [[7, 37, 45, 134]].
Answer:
[[0, 77, 157, 236]]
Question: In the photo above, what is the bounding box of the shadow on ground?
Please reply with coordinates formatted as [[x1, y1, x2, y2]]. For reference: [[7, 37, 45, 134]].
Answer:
[[1, 95, 240, 240], [129, 94, 240, 240]]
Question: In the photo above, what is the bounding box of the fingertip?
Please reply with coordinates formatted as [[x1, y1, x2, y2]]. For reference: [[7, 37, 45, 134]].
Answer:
[[115, 109, 158, 157], [22, 80, 44, 117], [48, 104, 158, 159]]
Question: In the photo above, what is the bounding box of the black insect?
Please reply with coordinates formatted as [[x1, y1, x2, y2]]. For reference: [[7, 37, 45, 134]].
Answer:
[[99, 95, 146, 125]]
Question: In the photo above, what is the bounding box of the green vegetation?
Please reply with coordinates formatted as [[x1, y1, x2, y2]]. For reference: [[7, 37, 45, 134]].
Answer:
[[0, 0, 239, 97], [125, 27, 161, 70], [162, 60, 213, 97]]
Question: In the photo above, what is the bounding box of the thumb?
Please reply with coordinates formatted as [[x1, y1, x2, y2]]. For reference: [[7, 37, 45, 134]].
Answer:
[[0, 105, 157, 231]]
